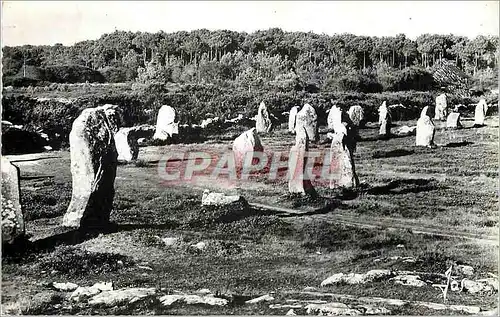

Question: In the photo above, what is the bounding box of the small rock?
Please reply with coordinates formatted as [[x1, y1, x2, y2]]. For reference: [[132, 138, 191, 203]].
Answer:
[[344, 273, 366, 285], [137, 265, 153, 271], [196, 288, 212, 295], [477, 278, 499, 291], [245, 294, 274, 304], [159, 294, 228, 306], [402, 257, 416, 263], [462, 278, 497, 294], [461, 279, 485, 294], [457, 265, 474, 276], [70, 282, 113, 301], [363, 269, 394, 282], [117, 260, 124, 266], [191, 241, 207, 250], [306, 303, 361, 316], [396, 244, 405, 248], [52, 282, 79, 292], [286, 309, 296, 316], [303, 286, 317, 291], [362, 305, 391, 315], [161, 237, 179, 247], [391, 275, 427, 287], [269, 304, 303, 309], [321, 273, 344, 287], [394, 126, 416, 136], [88, 288, 156, 307], [201, 190, 245, 206]]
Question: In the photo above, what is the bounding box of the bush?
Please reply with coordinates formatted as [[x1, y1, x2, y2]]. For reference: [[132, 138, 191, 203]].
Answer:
[[399, 66, 436, 91], [3, 82, 471, 147], [3, 76, 42, 88], [99, 66, 128, 83], [376, 64, 403, 91], [43, 64, 105, 83], [470, 68, 498, 92], [324, 68, 382, 93]]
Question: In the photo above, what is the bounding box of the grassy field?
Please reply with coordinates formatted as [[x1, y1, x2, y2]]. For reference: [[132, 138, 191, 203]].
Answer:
[[2, 114, 498, 315]]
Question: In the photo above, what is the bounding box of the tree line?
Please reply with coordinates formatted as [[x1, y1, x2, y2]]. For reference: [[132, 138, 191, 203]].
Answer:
[[3, 29, 498, 89]]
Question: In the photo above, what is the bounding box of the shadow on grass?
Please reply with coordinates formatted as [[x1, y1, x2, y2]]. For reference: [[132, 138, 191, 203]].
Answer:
[[359, 133, 410, 142], [4, 202, 278, 258], [20, 175, 56, 180], [363, 178, 440, 196], [444, 141, 473, 148], [372, 149, 415, 159], [3, 228, 98, 261], [9, 156, 61, 163]]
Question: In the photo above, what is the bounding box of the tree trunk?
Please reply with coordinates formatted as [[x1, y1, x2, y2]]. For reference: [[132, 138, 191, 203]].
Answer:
[[114, 50, 117, 61], [474, 53, 478, 75], [392, 50, 395, 67], [405, 54, 408, 67], [143, 47, 147, 64], [363, 52, 366, 69]]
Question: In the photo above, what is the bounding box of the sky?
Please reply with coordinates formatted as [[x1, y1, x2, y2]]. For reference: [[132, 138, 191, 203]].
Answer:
[[1, 1, 499, 46]]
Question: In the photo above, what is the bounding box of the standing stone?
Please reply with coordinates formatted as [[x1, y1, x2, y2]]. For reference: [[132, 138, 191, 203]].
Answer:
[[255, 102, 272, 133], [328, 126, 358, 189], [435, 94, 448, 121], [1, 157, 24, 244], [474, 99, 488, 126], [233, 128, 264, 171], [327, 105, 342, 131], [296, 104, 318, 142], [326, 105, 358, 153], [153, 105, 178, 141], [62, 105, 121, 229], [416, 109, 435, 147], [288, 127, 315, 196], [378, 101, 391, 136], [348, 105, 364, 127], [114, 125, 155, 162], [288, 106, 299, 133], [420, 106, 429, 118], [446, 112, 462, 129]]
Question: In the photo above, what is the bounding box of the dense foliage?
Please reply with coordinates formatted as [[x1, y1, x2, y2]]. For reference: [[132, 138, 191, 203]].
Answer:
[[4, 81, 486, 149], [2, 29, 498, 149], [3, 29, 498, 92]]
